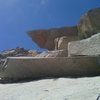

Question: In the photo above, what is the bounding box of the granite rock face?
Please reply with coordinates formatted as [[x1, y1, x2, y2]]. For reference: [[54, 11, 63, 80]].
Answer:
[[28, 26, 78, 50], [78, 8, 100, 39], [28, 8, 100, 50], [0, 47, 39, 59], [36, 50, 68, 57], [0, 77, 100, 100], [0, 48, 39, 68], [68, 33, 100, 56], [55, 36, 78, 50], [0, 56, 100, 80], [0, 47, 29, 59], [0, 8, 100, 82]]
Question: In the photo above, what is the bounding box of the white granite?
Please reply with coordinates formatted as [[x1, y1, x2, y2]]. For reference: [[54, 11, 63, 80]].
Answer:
[[68, 33, 100, 56], [0, 77, 100, 100]]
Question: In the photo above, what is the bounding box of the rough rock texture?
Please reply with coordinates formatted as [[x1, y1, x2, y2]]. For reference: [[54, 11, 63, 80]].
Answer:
[[55, 36, 78, 50], [0, 48, 39, 60], [0, 7, 100, 100], [0, 56, 100, 81], [28, 8, 100, 50], [28, 26, 78, 50], [27, 50, 40, 57], [0, 77, 100, 100], [68, 33, 100, 56], [0, 48, 39, 68], [78, 8, 100, 39], [36, 50, 68, 57], [0, 47, 29, 59]]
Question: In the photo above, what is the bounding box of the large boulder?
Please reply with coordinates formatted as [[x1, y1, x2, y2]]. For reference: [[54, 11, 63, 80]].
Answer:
[[78, 8, 100, 39], [28, 26, 78, 50], [68, 33, 100, 56]]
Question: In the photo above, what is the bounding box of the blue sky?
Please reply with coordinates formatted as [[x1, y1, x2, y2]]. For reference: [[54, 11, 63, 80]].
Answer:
[[0, 0, 100, 51]]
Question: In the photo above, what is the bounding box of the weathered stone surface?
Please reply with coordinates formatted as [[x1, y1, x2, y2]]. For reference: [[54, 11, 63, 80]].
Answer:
[[28, 26, 78, 50], [0, 48, 39, 60], [0, 47, 29, 59], [27, 50, 40, 57], [0, 48, 39, 68], [55, 36, 78, 50], [36, 50, 67, 57], [68, 33, 100, 56], [78, 8, 100, 39], [0, 56, 100, 80], [27, 8, 100, 50], [0, 77, 100, 100]]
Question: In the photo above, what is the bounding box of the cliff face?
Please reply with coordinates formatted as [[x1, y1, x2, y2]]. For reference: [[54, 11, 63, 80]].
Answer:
[[78, 8, 100, 39], [28, 26, 78, 50], [28, 8, 100, 50], [0, 8, 100, 82]]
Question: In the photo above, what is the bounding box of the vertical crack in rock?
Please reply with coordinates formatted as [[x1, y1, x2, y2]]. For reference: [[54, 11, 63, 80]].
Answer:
[[96, 94, 100, 100], [97, 56, 100, 65], [0, 58, 8, 72]]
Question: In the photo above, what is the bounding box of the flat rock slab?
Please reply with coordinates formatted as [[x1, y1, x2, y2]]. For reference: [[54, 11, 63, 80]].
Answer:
[[0, 77, 100, 100], [68, 33, 100, 56], [0, 56, 100, 80]]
